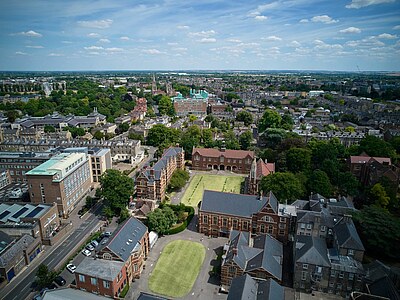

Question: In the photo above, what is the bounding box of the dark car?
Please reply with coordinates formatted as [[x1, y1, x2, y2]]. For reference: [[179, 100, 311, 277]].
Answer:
[[54, 275, 66, 286]]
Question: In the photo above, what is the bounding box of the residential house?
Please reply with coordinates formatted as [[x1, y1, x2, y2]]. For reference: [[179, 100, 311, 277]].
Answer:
[[221, 230, 283, 289], [246, 158, 275, 195]]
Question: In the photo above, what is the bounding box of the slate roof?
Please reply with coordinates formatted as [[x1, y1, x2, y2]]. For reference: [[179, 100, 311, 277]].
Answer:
[[75, 257, 124, 281], [334, 218, 365, 251], [42, 288, 109, 300], [295, 235, 330, 267], [201, 190, 278, 218], [137, 292, 169, 300], [0, 235, 36, 267], [367, 276, 400, 300], [100, 217, 147, 262], [192, 148, 254, 159], [228, 275, 284, 300]]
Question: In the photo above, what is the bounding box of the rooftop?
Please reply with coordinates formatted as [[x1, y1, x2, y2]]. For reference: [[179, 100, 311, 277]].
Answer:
[[75, 257, 125, 281]]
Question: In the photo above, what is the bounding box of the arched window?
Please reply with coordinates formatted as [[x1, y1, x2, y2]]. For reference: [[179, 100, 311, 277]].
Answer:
[[261, 215, 274, 223]]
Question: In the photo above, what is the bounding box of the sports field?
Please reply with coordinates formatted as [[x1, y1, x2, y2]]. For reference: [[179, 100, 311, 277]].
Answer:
[[181, 174, 244, 207], [148, 240, 205, 298]]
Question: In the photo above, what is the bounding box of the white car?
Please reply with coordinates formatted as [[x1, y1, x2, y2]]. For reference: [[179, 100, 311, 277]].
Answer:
[[66, 264, 76, 273], [82, 249, 91, 256]]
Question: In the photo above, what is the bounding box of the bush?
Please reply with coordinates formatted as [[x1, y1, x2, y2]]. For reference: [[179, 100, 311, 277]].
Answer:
[[120, 283, 129, 298], [166, 205, 194, 234]]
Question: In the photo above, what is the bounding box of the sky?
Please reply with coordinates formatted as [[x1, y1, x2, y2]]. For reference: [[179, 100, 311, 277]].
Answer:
[[0, 0, 399, 71]]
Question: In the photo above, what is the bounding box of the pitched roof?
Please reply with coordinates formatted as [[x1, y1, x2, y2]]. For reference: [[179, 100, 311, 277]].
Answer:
[[295, 235, 330, 267], [99, 217, 147, 262], [0, 235, 36, 267], [350, 155, 391, 165], [228, 275, 284, 300], [192, 148, 254, 159], [137, 292, 169, 300], [42, 288, 110, 300], [200, 190, 271, 218], [75, 257, 125, 281], [256, 159, 275, 179], [334, 218, 365, 251]]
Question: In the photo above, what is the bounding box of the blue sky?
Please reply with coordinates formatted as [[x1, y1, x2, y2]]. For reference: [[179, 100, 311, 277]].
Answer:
[[0, 0, 399, 71]]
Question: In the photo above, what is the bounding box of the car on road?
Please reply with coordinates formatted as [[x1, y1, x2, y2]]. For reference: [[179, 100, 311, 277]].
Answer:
[[82, 249, 91, 256], [101, 238, 109, 245], [90, 240, 99, 247], [54, 276, 66, 286], [86, 244, 95, 251], [66, 263, 76, 273]]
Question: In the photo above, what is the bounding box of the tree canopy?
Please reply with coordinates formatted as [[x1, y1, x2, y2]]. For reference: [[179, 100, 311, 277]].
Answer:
[[259, 172, 305, 203], [258, 109, 282, 132], [169, 169, 190, 191], [236, 110, 253, 126], [36, 264, 57, 289], [147, 206, 177, 235]]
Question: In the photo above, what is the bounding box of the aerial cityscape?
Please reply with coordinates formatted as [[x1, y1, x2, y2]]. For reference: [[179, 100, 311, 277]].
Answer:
[[0, 1, 399, 300]]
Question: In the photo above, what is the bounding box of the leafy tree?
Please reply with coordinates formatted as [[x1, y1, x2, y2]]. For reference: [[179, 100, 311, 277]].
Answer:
[[6, 110, 19, 123], [223, 130, 240, 150], [44, 125, 56, 133], [93, 130, 104, 140], [359, 135, 396, 159], [147, 124, 181, 148], [147, 206, 177, 234], [258, 109, 282, 132], [158, 95, 175, 116], [337, 172, 359, 196], [100, 170, 134, 217], [202, 128, 214, 148], [370, 183, 390, 209], [128, 132, 144, 143], [118, 122, 129, 133], [281, 113, 294, 130], [236, 110, 253, 126], [353, 206, 400, 259], [308, 169, 333, 197], [286, 148, 312, 173], [259, 172, 305, 203], [188, 114, 197, 122], [169, 169, 190, 191], [225, 93, 241, 102], [36, 264, 57, 289], [239, 131, 253, 150], [180, 125, 202, 156]]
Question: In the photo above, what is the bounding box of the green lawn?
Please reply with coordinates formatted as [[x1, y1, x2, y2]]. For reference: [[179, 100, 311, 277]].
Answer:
[[148, 240, 205, 298], [181, 174, 244, 207]]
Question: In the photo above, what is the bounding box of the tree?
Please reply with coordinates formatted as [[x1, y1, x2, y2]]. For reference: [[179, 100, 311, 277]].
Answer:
[[281, 113, 294, 130], [36, 264, 57, 289], [258, 109, 282, 132], [93, 130, 104, 140], [225, 93, 241, 102], [236, 110, 253, 126], [180, 125, 202, 156], [223, 130, 240, 150], [370, 183, 390, 209], [44, 125, 56, 133], [100, 170, 135, 216], [6, 110, 19, 123], [118, 122, 129, 133], [337, 172, 359, 196], [158, 96, 175, 116], [353, 206, 400, 259], [239, 131, 253, 150], [128, 132, 144, 143], [285, 148, 312, 173], [147, 124, 181, 148], [169, 169, 190, 191], [147, 206, 177, 235], [259, 172, 305, 203], [308, 169, 333, 197], [359, 135, 396, 159]]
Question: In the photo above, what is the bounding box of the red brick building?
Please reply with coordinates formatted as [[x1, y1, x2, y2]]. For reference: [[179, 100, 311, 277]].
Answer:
[[198, 190, 296, 243], [135, 147, 184, 201], [75, 258, 127, 298], [96, 217, 149, 284], [191, 148, 254, 174], [246, 158, 275, 195]]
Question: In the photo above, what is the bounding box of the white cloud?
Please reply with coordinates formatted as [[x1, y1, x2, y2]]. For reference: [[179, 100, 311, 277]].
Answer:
[[311, 15, 338, 24], [263, 35, 282, 41], [346, 0, 395, 9], [14, 30, 42, 37], [120, 36, 130, 41], [172, 47, 187, 52], [289, 41, 301, 47], [226, 38, 242, 43], [87, 33, 100, 38], [84, 46, 104, 50], [377, 33, 397, 39], [189, 30, 216, 38], [88, 52, 101, 55], [393, 25, 400, 30], [48, 53, 63, 57], [299, 19, 309, 23], [177, 25, 189, 30], [62, 41, 73, 44], [167, 42, 178, 46], [340, 27, 362, 33], [255, 15, 268, 21], [142, 49, 164, 54], [26, 45, 44, 48], [105, 47, 123, 52], [257, 1, 280, 11], [15, 51, 27, 55], [98, 38, 110, 43], [199, 38, 217, 43], [313, 40, 343, 51], [77, 19, 113, 29]]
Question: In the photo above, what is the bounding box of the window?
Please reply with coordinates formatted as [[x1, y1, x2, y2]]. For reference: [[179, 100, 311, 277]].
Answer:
[[339, 272, 344, 278], [348, 249, 354, 256], [91, 277, 97, 285], [303, 264, 308, 270], [222, 218, 227, 227], [203, 215, 208, 224], [213, 216, 218, 225], [279, 223, 286, 229], [349, 273, 354, 280], [330, 271, 336, 277], [228, 266, 236, 275], [307, 224, 312, 230], [279, 229, 285, 235], [321, 225, 326, 232], [302, 271, 307, 280], [79, 274, 85, 282], [243, 221, 248, 230], [260, 224, 265, 233], [233, 219, 238, 230], [329, 282, 334, 288], [300, 223, 306, 229], [280, 217, 286, 223], [261, 215, 274, 223], [268, 225, 274, 234]]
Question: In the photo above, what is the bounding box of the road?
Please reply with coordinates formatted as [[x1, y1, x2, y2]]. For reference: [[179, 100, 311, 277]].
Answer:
[[2, 205, 103, 300]]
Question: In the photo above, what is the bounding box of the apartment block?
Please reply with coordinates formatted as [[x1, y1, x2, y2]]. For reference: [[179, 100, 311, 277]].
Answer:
[[26, 152, 91, 218]]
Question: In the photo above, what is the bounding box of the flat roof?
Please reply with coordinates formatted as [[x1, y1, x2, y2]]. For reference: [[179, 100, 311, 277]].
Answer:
[[26, 152, 86, 176]]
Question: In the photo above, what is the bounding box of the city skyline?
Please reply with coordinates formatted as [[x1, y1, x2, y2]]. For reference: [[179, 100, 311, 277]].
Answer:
[[0, 0, 399, 71]]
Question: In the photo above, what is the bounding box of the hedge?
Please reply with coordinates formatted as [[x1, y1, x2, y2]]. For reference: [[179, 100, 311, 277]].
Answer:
[[166, 205, 195, 235]]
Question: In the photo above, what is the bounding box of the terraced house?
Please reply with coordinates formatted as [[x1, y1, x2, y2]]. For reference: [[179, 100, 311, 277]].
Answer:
[[135, 147, 184, 201], [198, 190, 296, 243]]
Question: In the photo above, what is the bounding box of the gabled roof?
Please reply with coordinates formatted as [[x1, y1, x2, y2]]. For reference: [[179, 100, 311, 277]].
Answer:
[[255, 159, 275, 179], [350, 155, 391, 165], [192, 147, 254, 159], [99, 217, 147, 262], [75, 257, 124, 281], [334, 218, 365, 251], [295, 235, 330, 267], [228, 275, 284, 300], [200, 190, 270, 218]]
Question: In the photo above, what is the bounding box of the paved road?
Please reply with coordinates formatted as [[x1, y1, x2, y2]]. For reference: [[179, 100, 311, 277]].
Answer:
[[2, 206, 103, 300]]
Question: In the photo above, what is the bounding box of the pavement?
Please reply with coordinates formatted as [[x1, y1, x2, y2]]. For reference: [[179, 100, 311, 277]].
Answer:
[[129, 216, 228, 300]]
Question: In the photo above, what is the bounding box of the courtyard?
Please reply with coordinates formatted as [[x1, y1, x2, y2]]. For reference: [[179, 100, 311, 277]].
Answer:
[[180, 174, 244, 207]]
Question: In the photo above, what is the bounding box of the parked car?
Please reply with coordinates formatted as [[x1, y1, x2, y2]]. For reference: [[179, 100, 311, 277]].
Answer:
[[66, 263, 76, 273], [82, 249, 91, 256], [104, 231, 112, 237], [101, 238, 109, 245], [86, 244, 95, 251], [90, 240, 99, 247], [54, 276, 66, 286]]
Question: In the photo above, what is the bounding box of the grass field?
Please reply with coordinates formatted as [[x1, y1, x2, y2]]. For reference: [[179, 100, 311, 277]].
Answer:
[[148, 240, 205, 298], [181, 174, 244, 207]]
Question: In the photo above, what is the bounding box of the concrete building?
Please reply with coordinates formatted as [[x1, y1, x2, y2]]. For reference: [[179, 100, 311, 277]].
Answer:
[[191, 148, 254, 174], [172, 89, 208, 116], [0, 169, 11, 189], [75, 258, 127, 299], [26, 152, 91, 218], [88, 148, 112, 183]]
